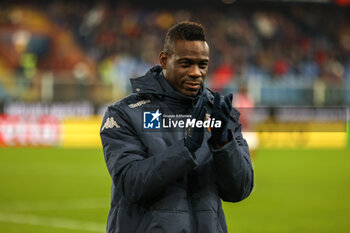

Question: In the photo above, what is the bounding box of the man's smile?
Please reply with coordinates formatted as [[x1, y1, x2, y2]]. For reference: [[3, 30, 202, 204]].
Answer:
[[184, 81, 201, 90]]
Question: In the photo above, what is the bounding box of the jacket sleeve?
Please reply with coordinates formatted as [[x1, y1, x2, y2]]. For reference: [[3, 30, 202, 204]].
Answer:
[[100, 104, 197, 204], [208, 119, 254, 203]]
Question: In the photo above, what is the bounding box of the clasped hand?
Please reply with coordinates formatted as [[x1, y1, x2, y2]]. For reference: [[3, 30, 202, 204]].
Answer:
[[184, 92, 233, 153]]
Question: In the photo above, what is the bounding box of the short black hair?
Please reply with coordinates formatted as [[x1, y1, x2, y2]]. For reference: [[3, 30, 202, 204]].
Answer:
[[164, 21, 207, 54]]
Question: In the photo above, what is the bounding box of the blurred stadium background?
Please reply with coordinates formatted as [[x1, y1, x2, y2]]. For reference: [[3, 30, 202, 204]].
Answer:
[[0, 0, 349, 232]]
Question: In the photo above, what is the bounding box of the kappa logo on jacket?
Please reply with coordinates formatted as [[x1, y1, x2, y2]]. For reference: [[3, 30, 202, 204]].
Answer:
[[101, 117, 120, 132]]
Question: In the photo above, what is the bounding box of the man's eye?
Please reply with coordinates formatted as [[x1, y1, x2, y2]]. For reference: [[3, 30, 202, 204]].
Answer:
[[199, 63, 208, 69], [180, 61, 190, 67]]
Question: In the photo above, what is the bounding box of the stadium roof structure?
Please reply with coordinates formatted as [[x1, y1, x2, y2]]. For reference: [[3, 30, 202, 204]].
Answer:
[[112, 0, 348, 6], [7, 0, 348, 6]]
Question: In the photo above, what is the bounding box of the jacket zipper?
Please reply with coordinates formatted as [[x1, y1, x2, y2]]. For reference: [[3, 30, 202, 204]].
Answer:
[[187, 173, 196, 233], [186, 100, 196, 233]]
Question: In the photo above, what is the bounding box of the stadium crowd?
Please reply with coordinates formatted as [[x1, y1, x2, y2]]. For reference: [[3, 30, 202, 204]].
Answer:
[[48, 2, 350, 80], [0, 1, 349, 103]]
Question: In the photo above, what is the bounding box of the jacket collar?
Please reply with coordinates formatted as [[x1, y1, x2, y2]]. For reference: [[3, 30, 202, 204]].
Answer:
[[130, 66, 163, 95]]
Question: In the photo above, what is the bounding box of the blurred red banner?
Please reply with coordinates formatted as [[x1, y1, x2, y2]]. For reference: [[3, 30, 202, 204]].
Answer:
[[0, 115, 61, 146], [335, 0, 350, 6]]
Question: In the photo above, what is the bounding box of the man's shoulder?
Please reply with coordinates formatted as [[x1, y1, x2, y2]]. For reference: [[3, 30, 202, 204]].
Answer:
[[102, 93, 157, 124], [109, 93, 156, 111]]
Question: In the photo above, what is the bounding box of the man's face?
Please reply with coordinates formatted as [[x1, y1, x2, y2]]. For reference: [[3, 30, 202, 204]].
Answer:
[[160, 40, 210, 97]]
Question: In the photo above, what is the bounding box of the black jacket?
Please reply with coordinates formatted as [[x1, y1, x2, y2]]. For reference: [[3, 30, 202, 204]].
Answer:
[[100, 66, 254, 233]]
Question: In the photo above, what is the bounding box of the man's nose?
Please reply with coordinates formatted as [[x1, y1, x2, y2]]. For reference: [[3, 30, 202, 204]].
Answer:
[[188, 65, 201, 78]]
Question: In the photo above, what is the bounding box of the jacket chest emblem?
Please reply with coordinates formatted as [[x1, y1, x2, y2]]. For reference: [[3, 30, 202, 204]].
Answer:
[[205, 113, 212, 132]]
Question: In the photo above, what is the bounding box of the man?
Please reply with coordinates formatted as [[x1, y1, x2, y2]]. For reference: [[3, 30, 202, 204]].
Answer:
[[100, 21, 254, 233]]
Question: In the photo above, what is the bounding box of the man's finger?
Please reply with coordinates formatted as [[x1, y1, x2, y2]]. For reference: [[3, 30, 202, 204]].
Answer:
[[198, 107, 206, 121], [200, 91, 208, 106], [193, 93, 208, 117], [224, 94, 233, 109], [192, 97, 203, 117], [213, 92, 221, 107], [222, 102, 231, 117]]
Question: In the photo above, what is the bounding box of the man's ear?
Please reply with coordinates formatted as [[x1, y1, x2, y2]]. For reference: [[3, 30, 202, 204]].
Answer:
[[159, 51, 168, 69]]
